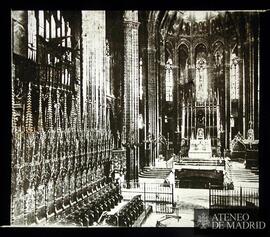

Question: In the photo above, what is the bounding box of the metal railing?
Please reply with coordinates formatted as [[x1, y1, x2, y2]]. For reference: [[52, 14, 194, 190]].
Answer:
[[119, 182, 174, 213], [209, 185, 259, 209]]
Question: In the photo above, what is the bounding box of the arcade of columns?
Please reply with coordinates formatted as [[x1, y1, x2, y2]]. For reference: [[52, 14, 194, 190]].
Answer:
[[143, 11, 260, 158]]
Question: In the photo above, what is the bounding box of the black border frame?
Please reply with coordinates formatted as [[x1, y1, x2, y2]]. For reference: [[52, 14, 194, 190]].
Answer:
[[1, 1, 270, 237]]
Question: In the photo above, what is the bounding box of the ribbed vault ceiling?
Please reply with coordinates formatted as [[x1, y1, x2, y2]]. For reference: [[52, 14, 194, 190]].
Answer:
[[146, 10, 239, 41]]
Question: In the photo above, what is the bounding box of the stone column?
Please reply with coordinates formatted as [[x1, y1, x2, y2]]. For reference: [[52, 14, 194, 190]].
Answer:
[[173, 47, 180, 154], [147, 19, 160, 166], [243, 18, 257, 140], [224, 49, 231, 149], [243, 40, 249, 140], [123, 11, 140, 182], [81, 11, 106, 130], [141, 46, 149, 167], [181, 101, 185, 139], [81, 11, 107, 181], [238, 46, 244, 136], [147, 49, 157, 164], [159, 38, 166, 159], [189, 46, 196, 84], [254, 15, 259, 139], [250, 32, 255, 133], [242, 51, 246, 139], [216, 90, 221, 139]]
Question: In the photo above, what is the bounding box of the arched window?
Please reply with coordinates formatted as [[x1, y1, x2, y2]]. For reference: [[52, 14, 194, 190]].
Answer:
[[213, 41, 224, 74], [165, 58, 173, 102], [178, 44, 189, 85], [28, 11, 37, 61], [38, 11, 45, 37], [230, 53, 239, 100], [195, 57, 207, 102], [51, 14, 56, 39]]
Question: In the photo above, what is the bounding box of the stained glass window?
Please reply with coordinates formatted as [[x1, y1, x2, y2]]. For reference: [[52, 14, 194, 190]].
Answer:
[[195, 57, 207, 102], [230, 53, 239, 99], [28, 11, 37, 61], [38, 11, 44, 37], [57, 11, 61, 37], [61, 15, 65, 46], [165, 58, 173, 102], [51, 14, 56, 39], [45, 17, 50, 40]]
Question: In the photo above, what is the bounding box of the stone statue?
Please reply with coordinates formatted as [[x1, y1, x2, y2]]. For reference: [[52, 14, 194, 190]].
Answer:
[[116, 130, 121, 148], [247, 121, 254, 141], [197, 128, 204, 139]]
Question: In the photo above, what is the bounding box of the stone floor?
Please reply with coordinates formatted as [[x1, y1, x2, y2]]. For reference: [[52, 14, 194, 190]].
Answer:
[[141, 160, 259, 227], [229, 160, 259, 188], [142, 188, 209, 227]]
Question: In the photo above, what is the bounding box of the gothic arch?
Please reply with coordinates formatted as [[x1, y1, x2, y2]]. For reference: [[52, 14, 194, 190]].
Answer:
[[178, 43, 189, 54], [212, 39, 225, 51], [194, 43, 208, 102], [165, 40, 174, 58], [224, 12, 240, 42], [178, 43, 189, 85], [212, 40, 225, 65], [160, 11, 174, 37], [147, 11, 160, 34], [148, 11, 160, 23], [176, 39, 191, 52], [193, 40, 208, 55], [195, 43, 207, 59]]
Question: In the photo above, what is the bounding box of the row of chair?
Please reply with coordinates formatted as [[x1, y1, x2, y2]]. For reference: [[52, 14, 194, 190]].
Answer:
[[116, 195, 144, 227], [59, 181, 123, 226]]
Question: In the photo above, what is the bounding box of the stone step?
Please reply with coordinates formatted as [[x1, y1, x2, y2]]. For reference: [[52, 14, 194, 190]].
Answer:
[[139, 168, 172, 179]]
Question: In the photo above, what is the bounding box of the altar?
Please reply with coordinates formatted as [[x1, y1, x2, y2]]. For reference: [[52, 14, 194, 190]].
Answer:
[[188, 128, 212, 159], [174, 128, 230, 188]]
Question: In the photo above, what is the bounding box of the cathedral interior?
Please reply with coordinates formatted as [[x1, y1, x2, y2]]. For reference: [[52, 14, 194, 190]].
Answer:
[[11, 10, 260, 227]]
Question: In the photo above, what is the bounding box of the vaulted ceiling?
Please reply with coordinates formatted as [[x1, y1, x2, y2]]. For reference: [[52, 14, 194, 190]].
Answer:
[[146, 11, 238, 37]]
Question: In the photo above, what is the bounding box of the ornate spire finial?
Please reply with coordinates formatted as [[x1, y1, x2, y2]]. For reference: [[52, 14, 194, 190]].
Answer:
[[11, 65, 16, 132], [38, 85, 43, 132], [64, 93, 68, 130], [70, 95, 76, 130], [55, 89, 61, 132], [249, 120, 253, 129], [25, 83, 34, 133], [105, 39, 110, 56], [47, 86, 53, 131], [77, 99, 81, 131]]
